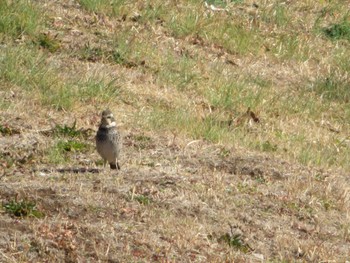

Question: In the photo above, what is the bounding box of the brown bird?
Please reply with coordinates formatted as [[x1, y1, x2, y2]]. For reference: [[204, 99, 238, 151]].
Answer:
[[95, 109, 122, 170]]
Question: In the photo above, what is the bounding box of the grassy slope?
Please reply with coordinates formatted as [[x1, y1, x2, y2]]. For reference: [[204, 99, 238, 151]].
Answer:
[[0, 0, 349, 261]]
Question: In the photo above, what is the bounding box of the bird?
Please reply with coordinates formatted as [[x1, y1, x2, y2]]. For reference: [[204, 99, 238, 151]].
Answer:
[[95, 109, 122, 170]]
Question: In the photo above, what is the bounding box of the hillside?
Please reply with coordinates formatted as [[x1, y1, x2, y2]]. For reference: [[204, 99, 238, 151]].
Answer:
[[0, 0, 349, 261]]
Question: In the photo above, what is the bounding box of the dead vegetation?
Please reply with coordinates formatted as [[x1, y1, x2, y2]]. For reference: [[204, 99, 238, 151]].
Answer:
[[0, 0, 350, 261], [1, 130, 349, 261]]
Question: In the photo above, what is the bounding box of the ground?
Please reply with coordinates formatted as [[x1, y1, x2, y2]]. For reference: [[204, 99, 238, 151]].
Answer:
[[0, 0, 350, 262]]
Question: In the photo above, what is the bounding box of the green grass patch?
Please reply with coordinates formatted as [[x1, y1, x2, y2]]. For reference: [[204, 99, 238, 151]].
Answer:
[[323, 18, 350, 41], [167, 8, 261, 55], [40, 84, 75, 110], [206, 22, 262, 55], [321, 198, 334, 211], [259, 140, 278, 152], [168, 10, 204, 38], [48, 140, 90, 164], [260, 3, 293, 29], [76, 77, 120, 103], [309, 76, 350, 103], [134, 194, 152, 205], [78, 43, 108, 62], [0, 45, 122, 110], [78, 0, 128, 17], [0, 153, 15, 168], [272, 33, 310, 61], [156, 53, 201, 91], [137, 2, 167, 23], [207, 79, 262, 111], [37, 33, 60, 53], [109, 28, 150, 68], [78, 0, 110, 14], [217, 232, 251, 253], [0, 46, 74, 110], [207, 81, 243, 111], [77, 26, 149, 66], [206, 0, 243, 7], [0, 46, 46, 85], [56, 140, 89, 152], [53, 122, 84, 138], [1, 0, 349, 174], [0, 0, 43, 39], [110, 39, 142, 68], [145, 107, 232, 143], [3, 200, 44, 218], [298, 141, 348, 168], [133, 134, 153, 150]]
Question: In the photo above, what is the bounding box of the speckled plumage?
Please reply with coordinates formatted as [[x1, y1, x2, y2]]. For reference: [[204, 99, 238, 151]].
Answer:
[[96, 109, 122, 170]]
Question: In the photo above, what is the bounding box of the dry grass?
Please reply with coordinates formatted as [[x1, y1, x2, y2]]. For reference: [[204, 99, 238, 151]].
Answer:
[[0, 0, 350, 261]]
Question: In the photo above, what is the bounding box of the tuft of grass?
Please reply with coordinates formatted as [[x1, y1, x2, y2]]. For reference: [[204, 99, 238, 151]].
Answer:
[[56, 140, 89, 153], [260, 3, 291, 29], [206, 0, 243, 7], [168, 10, 203, 39], [0, 0, 43, 39], [3, 200, 44, 218], [0, 46, 74, 110], [134, 195, 152, 205], [0, 124, 20, 136], [323, 18, 350, 41], [79, 44, 105, 62], [272, 4, 290, 28], [237, 182, 257, 194], [78, 0, 109, 13], [0, 45, 122, 110], [138, 2, 167, 23], [78, 0, 128, 17], [321, 198, 333, 211], [260, 140, 278, 152], [272, 33, 310, 61], [133, 135, 153, 150], [0, 153, 15, 168], [298, 142, 347, 168], [77, 26, 147, 67], [40, 84, 75, 111], [145, 107, 232, 143], [76, 77, 120, 103], [53, 122, 83, 138], [217, 232, 251, 253], [206, 73, 265, 112], [310, 76, 350, 103], [157, 54, 200, 91], [0, 46, 44, 85], [48, 140, 90, 164], [208, 22, 262, 55], [207, 81, 244, 111], [109, 29, 147, 68], [167, 9, 261, 55], [37, 33, 60, 53]]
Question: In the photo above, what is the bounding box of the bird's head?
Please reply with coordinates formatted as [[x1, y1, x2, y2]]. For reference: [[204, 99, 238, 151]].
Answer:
[[100, 109, 116, 128]]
